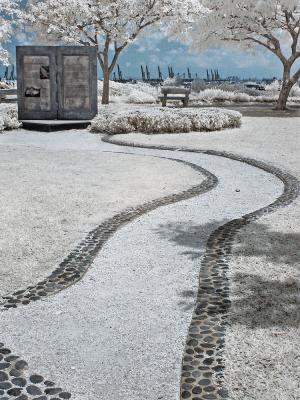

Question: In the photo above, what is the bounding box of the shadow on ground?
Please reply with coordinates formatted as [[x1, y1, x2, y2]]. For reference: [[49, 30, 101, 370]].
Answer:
[[230, 272, 300, 329], [154, 220, 300, 267], [177, 290, 197, 312], [234, 223, 300, 267], [177, 274, 300, 328], [154, 220, 228, 260], [155, 220, 300, 326]]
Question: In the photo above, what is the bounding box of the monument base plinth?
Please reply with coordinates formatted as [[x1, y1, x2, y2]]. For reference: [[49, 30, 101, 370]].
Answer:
[[20, 120, 91, 132]]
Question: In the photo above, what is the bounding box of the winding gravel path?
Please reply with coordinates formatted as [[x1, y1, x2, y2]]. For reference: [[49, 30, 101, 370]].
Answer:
[[0, 137, 283, 400]]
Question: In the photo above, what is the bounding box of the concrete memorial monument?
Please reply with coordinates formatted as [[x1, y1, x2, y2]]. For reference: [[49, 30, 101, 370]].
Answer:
[[17, 46, 98, 130]]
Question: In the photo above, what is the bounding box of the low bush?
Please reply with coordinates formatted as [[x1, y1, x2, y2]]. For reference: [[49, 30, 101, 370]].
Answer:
[[91, 107, 242, 135], [0, 105, 21, 132], [98, 80, 158, 104]]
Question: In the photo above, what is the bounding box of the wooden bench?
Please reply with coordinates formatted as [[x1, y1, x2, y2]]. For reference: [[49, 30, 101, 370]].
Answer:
[[160, 87, 191, 107], [0, 88, 18, 103]]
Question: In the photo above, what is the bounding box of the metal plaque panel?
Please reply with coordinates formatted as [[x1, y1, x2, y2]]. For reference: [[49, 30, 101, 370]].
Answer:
[[17, 47, 57, 120], [57, 47, 98, 120]]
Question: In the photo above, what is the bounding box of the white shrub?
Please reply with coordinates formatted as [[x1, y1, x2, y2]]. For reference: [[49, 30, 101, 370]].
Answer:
[[192, 88, 252, 103], [218, 82, 262, 96], [191, 79, 207, 92], [98, 80, 158, 104], [0, 105, 21, 132], [264, 80, 300, 97], [162, 77, 176, 87], [162, 76, 183, 87], [97, 80, 300, 106], [265, 80, 280, 92], [127, 90, 156, 104], [189, 87, 300, 104], [91, 107, 242, 134], [290, 84, 300, 97], [191, 82, 262, 96], [0, 82, 10, 89]]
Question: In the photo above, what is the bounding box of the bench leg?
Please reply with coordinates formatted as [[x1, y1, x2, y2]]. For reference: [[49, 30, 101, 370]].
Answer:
[[182, 98, 189, 107], [161, 99, 167, 107]]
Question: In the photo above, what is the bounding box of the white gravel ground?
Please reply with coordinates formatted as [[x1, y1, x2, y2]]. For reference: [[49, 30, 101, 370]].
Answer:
[[0, 130, 202, 296], [113, 116, 300, 400], [1, 114, 298, 399], [0, 143, 282, 400]]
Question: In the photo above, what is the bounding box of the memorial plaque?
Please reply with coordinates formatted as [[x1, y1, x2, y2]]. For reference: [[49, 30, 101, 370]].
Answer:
[[17, 46, 98, 120], [23, 56, 51, 112]]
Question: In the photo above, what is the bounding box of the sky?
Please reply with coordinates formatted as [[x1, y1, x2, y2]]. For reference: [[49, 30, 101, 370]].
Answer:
[[2, 35, 284, 81], [117, 34, 284, 81], [2, 33, 286, 81], [1, 26, 296, 81]]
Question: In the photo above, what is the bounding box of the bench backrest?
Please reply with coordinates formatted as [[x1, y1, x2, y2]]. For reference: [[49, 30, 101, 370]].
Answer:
[[161, 87, 191, 95]]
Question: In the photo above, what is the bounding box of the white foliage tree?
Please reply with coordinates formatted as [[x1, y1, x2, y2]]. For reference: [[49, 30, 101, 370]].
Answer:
[[190, 0, 300, 110], [0, 0, 21, 65], [26, 0, 204, 104]]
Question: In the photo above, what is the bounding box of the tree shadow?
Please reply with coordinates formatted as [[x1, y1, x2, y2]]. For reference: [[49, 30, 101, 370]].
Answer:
[[230, 273, 300, 328], [177, 289, 197, 312], [234, 223, 300, 267], [177, 273, 300, 328], [155, 220, 300, 327], [154, 220, 228, 260], [154, 220, 300, 268]]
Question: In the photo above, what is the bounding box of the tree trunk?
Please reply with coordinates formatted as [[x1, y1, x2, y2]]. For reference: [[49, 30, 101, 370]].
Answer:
[[102, 64, 110, 105], [97, 37, 123, 105], [101, 52, 110, 105], [275, 65, 293, 110], [276, 81, 294, 110]]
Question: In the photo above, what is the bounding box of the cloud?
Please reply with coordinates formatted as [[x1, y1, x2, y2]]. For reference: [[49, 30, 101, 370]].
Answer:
[[137, 45, 146, 53]]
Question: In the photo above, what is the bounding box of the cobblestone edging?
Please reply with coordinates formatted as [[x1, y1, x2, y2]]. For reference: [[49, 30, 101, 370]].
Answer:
[[0, 345, 72, 400], [102, 135, 300, 400], [0, 153, 218, 400]]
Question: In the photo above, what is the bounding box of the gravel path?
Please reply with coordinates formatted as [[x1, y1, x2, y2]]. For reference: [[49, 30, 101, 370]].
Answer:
[[0, 137, 282, 400], [111, 116, 300, 400], [0, 130, 201, 296]]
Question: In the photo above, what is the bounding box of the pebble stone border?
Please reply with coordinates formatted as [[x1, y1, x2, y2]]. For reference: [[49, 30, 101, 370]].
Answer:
[[102, 135, 300, 400], [0, 341, 71, 400], [0, 153, 218, 400]]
